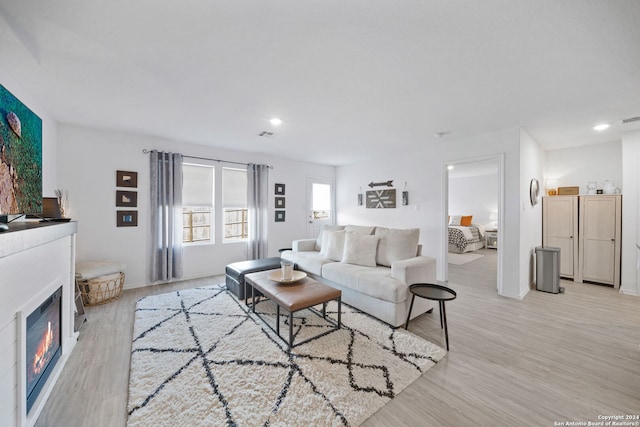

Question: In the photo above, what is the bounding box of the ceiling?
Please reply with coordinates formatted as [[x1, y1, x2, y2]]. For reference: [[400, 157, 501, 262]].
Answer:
[[1, 0, 639, 166]]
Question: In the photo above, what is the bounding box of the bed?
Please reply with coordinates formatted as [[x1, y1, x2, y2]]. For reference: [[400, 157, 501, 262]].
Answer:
[[448, 223, 486, 254]]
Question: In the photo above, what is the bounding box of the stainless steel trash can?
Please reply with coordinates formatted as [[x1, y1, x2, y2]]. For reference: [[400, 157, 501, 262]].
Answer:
[[535, 246, 564, 293]]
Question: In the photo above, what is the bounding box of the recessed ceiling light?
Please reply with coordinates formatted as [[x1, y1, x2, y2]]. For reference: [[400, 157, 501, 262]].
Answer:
[[270, 118, 283, 126], [593, 123, 610, 131], [447, 165, 454, 170]]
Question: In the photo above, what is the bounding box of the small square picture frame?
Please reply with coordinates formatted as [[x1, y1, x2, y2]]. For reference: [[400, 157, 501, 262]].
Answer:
[[275, 197, 286, 208], [117, 210, 138, 227], [116, 190, 138, 207], [275, 183, 285, 195], [117, 170, 138, 188], [275, 210, 286, 222]]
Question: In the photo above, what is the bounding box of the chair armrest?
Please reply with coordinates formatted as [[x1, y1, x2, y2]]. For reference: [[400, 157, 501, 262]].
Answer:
[[391, 256, 437, 285], [292, 239, 317, 252]]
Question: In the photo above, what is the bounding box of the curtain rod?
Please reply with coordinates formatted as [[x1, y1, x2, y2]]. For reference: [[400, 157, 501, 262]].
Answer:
[[142, 149, 273, 169]]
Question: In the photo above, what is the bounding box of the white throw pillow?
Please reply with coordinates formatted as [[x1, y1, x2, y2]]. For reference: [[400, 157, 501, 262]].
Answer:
[[344, 224, 376, 235], [341, 232, 379, 267], [315, 225, 345, 251], [375, 228, 420, 267], [325, 230, 346, 261], [449, 215, 462, 226]]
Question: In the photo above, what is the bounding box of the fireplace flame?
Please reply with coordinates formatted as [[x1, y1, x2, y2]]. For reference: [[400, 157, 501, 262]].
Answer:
[[32, 322, 54, 375]]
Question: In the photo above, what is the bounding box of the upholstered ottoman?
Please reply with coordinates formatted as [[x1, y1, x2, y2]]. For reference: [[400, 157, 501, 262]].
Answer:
[[225, 257, 282, 299]]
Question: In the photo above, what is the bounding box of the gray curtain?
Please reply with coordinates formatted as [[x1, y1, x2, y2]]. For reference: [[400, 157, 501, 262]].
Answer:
[[247, 163, 269, 259], [150, 150, 184, 281]]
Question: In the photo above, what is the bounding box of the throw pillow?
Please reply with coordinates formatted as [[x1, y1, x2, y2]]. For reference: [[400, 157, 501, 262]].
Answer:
[[449, 215, 462, 226], [341, 232, 379, 267], [460, 215, 473, 226], [325, 230, 346, 261], [375, 227, 420, 267], [315, 225, 345, 251], [344, 225, 376, 235]]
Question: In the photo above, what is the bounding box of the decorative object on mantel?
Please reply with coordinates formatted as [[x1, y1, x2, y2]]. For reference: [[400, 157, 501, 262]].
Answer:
[[529, 178, 540, 205], [368, 180, 394, 188], [274, 183, 285, 195], [116, 170, 138, 188], [402, 181, 409, 206], [366, 189, 396, 208], [54, 189, 68, 218]]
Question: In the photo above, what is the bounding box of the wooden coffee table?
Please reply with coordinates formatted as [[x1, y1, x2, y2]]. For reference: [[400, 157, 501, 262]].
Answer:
[[244, 269, 342, 349]]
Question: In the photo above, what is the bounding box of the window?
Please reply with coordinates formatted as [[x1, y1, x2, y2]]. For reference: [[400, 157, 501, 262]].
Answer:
[[312, 182, 331, 220], [182, 164, 214, 244], [223, 167, 248, 242]]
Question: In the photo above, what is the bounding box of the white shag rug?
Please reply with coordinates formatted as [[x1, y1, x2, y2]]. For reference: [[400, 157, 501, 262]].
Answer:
[[127, 284, 446, 427], [448, 252, 484, 265]]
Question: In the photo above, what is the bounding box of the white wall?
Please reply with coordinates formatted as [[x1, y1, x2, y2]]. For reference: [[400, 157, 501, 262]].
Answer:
[[544, 141, 622, 194], [0, 76, 58, 198], [57, 124, 335, 287], [336, 127, 531, 299], [621, 130, 640, 296], [449, 173, 498, 226], [520, 129, 544, 295]]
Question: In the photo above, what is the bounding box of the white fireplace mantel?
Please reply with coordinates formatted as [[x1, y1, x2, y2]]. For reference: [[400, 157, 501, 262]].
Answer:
[[0, 221, 78, 427]]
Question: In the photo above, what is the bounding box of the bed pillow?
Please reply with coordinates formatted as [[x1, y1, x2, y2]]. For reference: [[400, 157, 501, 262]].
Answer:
[[375, 227, 420, 267], [341, 232, 379, 267], [325, 230, 346, 261], [460, 215, 473, 226], [449, 215, 462, 226]]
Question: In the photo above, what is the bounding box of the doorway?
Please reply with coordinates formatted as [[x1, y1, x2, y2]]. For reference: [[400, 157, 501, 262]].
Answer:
[[443, 154, 504, 293], [306, 177, 334, 240]]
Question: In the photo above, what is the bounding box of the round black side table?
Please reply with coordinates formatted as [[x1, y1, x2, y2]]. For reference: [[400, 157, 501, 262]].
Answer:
[[405, 283, 457, 351]]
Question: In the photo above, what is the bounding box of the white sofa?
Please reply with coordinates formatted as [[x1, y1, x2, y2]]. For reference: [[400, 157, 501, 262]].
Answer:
[[280, 225, 436, 327]]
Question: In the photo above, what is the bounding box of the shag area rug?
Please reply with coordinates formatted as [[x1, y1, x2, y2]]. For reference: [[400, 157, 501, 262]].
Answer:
[[127, 284, 446, 427], [448, 252, 484, 265]]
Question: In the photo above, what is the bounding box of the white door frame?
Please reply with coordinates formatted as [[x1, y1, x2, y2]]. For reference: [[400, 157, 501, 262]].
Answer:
[[441, 153, 505, 294], [306, 176, 335, 239]]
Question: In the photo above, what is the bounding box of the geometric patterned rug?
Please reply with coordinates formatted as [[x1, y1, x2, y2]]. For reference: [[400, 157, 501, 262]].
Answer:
[[127, 284, 446, 426]]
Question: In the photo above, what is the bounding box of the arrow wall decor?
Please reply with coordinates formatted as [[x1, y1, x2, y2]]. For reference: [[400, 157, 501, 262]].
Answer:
[[368, 180, 393, 188]]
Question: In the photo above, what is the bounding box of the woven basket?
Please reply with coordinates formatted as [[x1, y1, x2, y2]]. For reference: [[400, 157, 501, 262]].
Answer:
[[76, 271, 125, 305]]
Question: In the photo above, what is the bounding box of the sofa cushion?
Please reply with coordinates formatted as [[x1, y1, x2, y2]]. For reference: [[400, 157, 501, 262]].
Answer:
[[325, 230, 346, 261], [321, 263, 407, 303], [375, 227, 420, 267], [342, 232, 379, 267], [315, 225, 346, 251], [344, 224, 375, 235], [280, 250, 333, 276]]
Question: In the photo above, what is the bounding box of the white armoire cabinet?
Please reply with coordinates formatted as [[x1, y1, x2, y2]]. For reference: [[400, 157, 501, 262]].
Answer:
[[578, 195, 622, 288], [542, 195, 621, 288], [542, 196, 579, 279]]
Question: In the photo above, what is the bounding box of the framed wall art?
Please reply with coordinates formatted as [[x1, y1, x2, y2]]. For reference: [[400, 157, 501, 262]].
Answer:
[[275, 197, 285, 208], [117, 210, 138, 227], [117, 170, 138, 188], [275, 183, 285, 195], [275, 210, 286, 222], [116, 190, 137, 207], [366, 189, 396, 209]]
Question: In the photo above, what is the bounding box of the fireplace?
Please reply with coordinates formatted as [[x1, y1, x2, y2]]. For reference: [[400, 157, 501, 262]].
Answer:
[[25, 286, 62, 413]]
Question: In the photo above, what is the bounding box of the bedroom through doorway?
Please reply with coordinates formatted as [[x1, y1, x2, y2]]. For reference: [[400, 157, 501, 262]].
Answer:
[[445, 157, 501, 291]]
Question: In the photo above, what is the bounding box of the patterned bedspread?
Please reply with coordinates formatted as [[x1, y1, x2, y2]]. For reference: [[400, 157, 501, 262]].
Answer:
[[448, 226, 483, 253]]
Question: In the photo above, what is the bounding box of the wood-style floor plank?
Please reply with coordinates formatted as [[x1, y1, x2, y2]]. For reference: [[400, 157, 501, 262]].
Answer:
[[35, 257, 640, 427]]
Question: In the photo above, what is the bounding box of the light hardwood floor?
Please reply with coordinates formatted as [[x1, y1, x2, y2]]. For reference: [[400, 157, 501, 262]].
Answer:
[[36, 262, 640, 427]]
